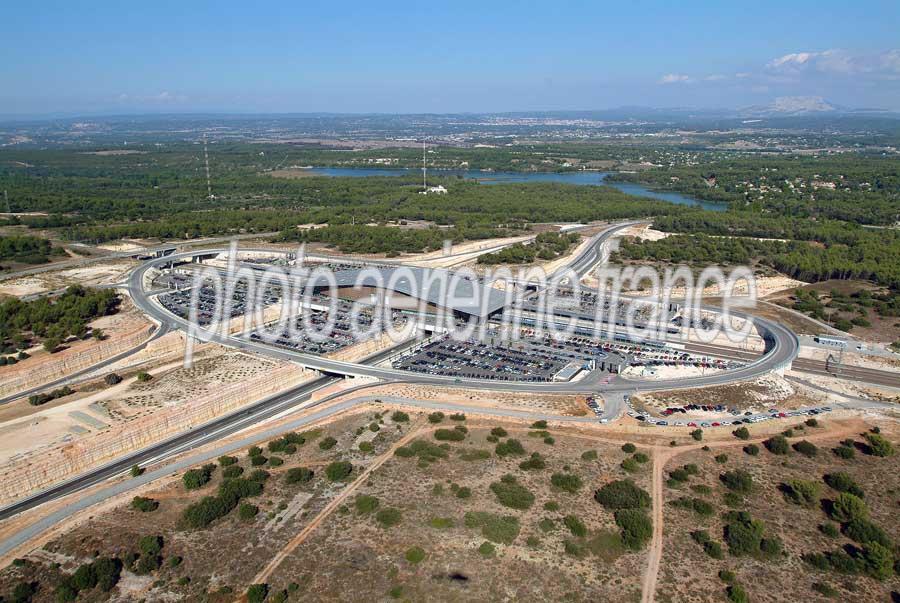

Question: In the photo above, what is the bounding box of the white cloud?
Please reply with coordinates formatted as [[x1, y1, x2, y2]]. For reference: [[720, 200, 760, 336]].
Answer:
[[703, 74, 726, 81], [767, 49, 900, 77], [659, 73, 692, 84]]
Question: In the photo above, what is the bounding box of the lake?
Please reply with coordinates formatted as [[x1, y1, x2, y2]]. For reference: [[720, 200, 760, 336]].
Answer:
[[308, 167, 727, 211]]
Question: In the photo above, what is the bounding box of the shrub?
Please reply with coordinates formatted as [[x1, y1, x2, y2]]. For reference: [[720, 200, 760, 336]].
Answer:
[[465, 511, 520, 544], [732, 426, 750, 440], [720, 469, 753, 493], [405, 546, 426, 564], [285, 467, 313, 484], [325, 461, 353, 482], [830, 492, 867, 523], [104, 373, 123, 386], [550, 472, 583, 494], [250, 455, 268, 466], [531, 420, 547, 429], [248, 446, 262, 457], [544, 436, 555, 445], [131, 496, 159, 512], [130, 464, 143, 477], [764, 435, 789, 455], [375, 507, 402, 528], [621, 443, 636, 453], [219, 455, 238, 467], [812, 582, 838, 598], [427, 412, 445, 424], [704, 540, 724, 559], [690, 429, 703, 441], [793, 440, 818, 457], [459, 448, 491, 461], [223, 465, 244, 479], [92, 557, 122, 592], [181, 478, 263, 529], [268, 456, 284, 466], [495, 438, 525, 457], [478, 541, 496, 557], [833, 445, 855, 459], [247, 584, 269, 603], [621, 458, 639, 473], [861, 542, 894, 580], [391, 411, 409, 422], [544, 501, 560, 511], [863, 432, 894, 457], [182, 465, 215, 490], [428, 517, 454, 529], [136, 371, 152, 382], [564, 539, 587, 557], [519, 452, 546, 470], [633, 452, 650, 463], [727, 583, 749, 603], [490, 476, 535, 509], [397, 439, 448, 464], [781, 479, 821, 506], [820, 522, 840, 537], [669, 468, 690, 482], [843, 517, 891, 547], [614, 509, 653, 550], [760, 535, 783, 558], [743, 444, 760, 456], [318, 436, 337, 450], [718, 569, 735, 583], [491, 427, 508, 437], [595, 480, 651, 510], [581, 450, 598, 460], [450, 413, 466, 421], [354, 495, 380, 514], [247, 469, 269, 484], [715, 454, 728, 464], [238, 503, 259, 520], [434, 428, 465, 442], [823, 472, 864, 498], [564, 515, 587, 537], [723, 512, 765, 556], [672, 497, 715, 517], [805, 418, 820, 427]]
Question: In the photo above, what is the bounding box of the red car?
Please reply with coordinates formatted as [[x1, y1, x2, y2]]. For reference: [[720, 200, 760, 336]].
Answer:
[[687, 422, 697, 427]]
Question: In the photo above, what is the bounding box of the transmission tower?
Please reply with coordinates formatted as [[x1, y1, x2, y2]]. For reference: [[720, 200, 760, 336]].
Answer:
[[202, 134, 213, 200], [422, 140, 427, 192]]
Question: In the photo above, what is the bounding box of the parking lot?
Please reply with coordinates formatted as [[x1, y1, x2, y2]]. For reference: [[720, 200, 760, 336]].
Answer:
[[624, 395, 834, 428]]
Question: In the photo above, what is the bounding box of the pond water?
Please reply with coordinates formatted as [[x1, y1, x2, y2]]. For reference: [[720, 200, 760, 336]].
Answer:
[[308, 167, 727, 211]]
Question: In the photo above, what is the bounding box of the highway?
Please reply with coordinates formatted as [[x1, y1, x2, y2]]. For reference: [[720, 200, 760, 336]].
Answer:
[[0, 335, 422, 522], [0, 387, 615, 559]]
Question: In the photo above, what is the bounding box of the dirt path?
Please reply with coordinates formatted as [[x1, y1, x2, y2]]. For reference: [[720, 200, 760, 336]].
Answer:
[[640, 445, 669, 603], [638, 421, 864, 603], [242, 421, 426, 595]]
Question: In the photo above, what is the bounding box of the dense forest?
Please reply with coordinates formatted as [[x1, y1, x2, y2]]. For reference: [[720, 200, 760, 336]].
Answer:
[[0, 234, 63, 267], [610, 155, 900, 226], [1, 144, 898, 292], [615, 230, 900, 289], [0, 285, 120, 356], [478, 232, 581, 265]]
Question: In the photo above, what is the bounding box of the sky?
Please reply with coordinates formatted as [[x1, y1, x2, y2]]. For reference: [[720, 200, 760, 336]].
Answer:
[[4, 0, 900, 116]]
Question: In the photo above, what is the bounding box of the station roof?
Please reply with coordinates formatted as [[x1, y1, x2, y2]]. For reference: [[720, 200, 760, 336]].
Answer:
[[331, 266, 508, 319]]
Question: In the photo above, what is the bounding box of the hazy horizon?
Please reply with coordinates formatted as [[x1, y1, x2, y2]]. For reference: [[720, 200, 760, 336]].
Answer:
[[5, 1, 900, 116]]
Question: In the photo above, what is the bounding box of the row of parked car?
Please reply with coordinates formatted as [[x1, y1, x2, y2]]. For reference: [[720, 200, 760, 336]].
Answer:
[[625, 399, 834, 428]]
